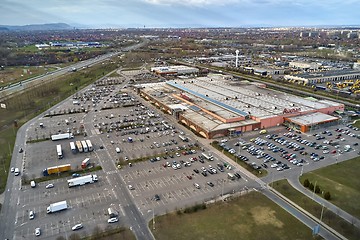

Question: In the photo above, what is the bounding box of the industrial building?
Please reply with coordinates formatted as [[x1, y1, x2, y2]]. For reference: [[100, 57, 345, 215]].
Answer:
[[150, 65, 199, 76], [136, 74, 344, 139], [284, 69, 360, 85], [289, 61, 320, 71]]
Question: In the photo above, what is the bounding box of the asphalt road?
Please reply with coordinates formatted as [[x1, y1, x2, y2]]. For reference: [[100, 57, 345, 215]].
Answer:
[[0, 39, 148, 101]]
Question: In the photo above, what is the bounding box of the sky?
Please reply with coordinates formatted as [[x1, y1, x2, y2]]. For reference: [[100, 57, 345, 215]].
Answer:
[[1, 0, 359, 28]]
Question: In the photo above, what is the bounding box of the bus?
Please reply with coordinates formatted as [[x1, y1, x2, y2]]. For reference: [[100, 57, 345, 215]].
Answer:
[[56, 144, 63, 159], [81, 140, 88, 153], [178, 135, 189, 142], [70, 142, 77, 154], [76, 141, 83, 153], [85, 139, 93, 152], [201, 152, 213, 161]]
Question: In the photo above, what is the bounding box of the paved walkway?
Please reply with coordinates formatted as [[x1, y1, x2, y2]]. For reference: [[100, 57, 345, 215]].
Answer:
[[287, 177, 360, 228]]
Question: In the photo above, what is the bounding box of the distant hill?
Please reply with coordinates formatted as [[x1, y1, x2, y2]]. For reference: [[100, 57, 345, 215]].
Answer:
[[0, 23, 73, 31]]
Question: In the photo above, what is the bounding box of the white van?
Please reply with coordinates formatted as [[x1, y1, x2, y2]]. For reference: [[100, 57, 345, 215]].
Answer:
[[14, 168, 20, 176]]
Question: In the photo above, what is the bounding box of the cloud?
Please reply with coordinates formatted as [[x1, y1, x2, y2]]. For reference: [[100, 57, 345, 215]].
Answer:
[[143, 0, 239, 6], [143, 0, 357, 7]]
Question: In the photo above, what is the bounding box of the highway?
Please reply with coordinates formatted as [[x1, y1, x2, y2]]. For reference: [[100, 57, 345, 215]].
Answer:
[[0, 39, 148, 101]]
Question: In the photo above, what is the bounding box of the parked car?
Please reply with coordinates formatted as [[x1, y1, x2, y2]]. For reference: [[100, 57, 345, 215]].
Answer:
[[45, 183, 54, 189], [154, 194, 160, 201], [72, 224, 83, 231], [35, 228, 41, 236], [29, 210, 35, 220], [108, 217, 119, 223], [207, 182, 214, 187]]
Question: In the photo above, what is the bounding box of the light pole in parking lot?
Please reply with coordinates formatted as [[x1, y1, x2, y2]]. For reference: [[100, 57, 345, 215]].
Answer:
[[152, 203, 155, 230]]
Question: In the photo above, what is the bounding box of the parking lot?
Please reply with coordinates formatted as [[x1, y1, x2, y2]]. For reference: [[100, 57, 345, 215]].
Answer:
[[220, 123, 359, 177], [119, 144, 248, 214], [10, 68, 359, 239], [10, 70, 255, 239], [13, 172, 124, 239]]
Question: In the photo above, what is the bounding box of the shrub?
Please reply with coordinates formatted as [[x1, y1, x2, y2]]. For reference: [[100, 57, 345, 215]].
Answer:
[[309, 183, 314, 191], [303, 179, 310, 188], [324, 191, 331, 200]]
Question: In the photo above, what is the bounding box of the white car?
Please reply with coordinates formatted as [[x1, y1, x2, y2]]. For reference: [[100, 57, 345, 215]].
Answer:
[[35, 228, 41, 236], [323, 150, 329, 154], [10, 167, 15, 173], [108, 217, 119, 223], [45, 183, 54, 189], [128, 185, 134, 190], [72, 223, 83, 231], [115, 147, 121, 153], [29, 210, 35, 220]]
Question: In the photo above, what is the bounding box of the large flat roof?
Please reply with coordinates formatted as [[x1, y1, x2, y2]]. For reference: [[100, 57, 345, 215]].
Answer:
[[295, 69, 360, 79], [287, 112, 339, 126], [165, 74, 341, 119]]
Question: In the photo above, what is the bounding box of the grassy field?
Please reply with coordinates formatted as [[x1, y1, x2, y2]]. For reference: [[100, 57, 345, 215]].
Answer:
[[0, 66, 57, 87], [150, 191, 320, 240], [299, 156, 360, 219], [81, 226, 135, 240], [272, 179, 360, 240]]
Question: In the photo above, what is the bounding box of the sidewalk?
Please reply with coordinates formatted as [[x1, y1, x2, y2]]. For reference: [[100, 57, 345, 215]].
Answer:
[[287, 177, 360, 228]]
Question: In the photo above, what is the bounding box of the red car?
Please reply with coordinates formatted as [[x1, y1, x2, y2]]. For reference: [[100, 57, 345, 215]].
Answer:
[[187, 175, 192, 180], [331, 150, 336, 154]]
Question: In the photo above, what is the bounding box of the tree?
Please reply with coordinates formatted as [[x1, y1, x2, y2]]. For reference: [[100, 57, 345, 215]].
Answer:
[[324, 191, 331, 200], [309, 183, 314, 191], [315, 185, 321, 194], [303, 179, 310, 188]]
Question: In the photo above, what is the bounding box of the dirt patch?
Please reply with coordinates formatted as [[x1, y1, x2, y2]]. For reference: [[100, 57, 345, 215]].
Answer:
[[251, 206, 284, 228]]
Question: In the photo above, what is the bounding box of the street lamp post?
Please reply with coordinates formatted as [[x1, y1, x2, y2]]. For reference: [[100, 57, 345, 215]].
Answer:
[[313, 181, 317, 200], [152, 204, 155, 230]]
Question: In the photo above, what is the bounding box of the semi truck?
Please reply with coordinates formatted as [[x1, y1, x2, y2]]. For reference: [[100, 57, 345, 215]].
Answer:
[[51, 133, 74, 141], [85, 139, 93, 152], [81, 140, 88, 153], [76, 141, 83, 153], [81, 158, 91, 169], [43, 164, 71, 176], [47, 200, 67, 213], [56, 144, 63, 159], [70, 142, 77, 153], [67, 174, 98, 187]]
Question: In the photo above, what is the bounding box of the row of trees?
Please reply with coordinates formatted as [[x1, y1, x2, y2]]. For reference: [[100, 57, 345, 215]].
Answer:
[[303, 179, 331, 200]]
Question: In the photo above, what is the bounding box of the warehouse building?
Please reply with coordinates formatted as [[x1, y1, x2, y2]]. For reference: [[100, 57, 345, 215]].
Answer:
[[136, 74, 344, 139], [150, 65, 199, 76], [284, 69, 360, 85]]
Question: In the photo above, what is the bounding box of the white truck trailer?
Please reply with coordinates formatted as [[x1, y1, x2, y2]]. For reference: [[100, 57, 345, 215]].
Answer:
[[56, 144, 63, 159], [47, 200, 68, 213], [81, 140, 88, 153], [85, 139, 93, 152], [51, 133, 74, 141], [67, 174, 98, 188]]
